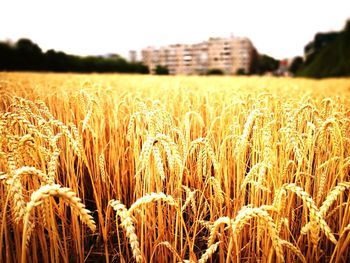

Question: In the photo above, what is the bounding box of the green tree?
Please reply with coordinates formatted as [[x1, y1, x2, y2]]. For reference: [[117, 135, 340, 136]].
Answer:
[[289, 56, 304, 74], [258, 55, 279, 74], [297, 19, 350, 78], [250, 53, 279, 75], [155, 65, 169, 75], [15, 38, 44, 70]]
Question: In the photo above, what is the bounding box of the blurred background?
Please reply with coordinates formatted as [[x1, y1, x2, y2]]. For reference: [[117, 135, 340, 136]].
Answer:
[[0, 0, 349, 77]]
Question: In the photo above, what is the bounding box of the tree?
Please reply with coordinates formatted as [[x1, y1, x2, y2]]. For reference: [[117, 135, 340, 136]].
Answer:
[[258, 55, 279, 74], [14, 38, 44, 70], [155, 65, 169, 75], [345, 19, 350, 32], [289, 56, 304, 74], [0, 42, 14, 70], [297, 19, 350, 78], [250, 53, 279, 75]]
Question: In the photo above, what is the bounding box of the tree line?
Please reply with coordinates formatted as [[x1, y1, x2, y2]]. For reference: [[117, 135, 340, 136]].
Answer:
[[289, 19, 350, 78], [0, 38, 282, 76], [0, 39, 149, 73]]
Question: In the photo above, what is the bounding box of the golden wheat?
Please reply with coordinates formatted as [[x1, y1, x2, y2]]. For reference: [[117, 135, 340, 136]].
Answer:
[[1, 73, 350, 262]]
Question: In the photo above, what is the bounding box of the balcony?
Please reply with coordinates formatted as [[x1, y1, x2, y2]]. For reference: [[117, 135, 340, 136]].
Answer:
[[183, 55, 192, 61]]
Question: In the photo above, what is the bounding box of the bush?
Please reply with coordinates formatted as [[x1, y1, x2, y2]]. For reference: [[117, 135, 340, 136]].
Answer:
[[207, 69, 224, 75], [236, 68, 246, 75], [155, 65, 169, 75]]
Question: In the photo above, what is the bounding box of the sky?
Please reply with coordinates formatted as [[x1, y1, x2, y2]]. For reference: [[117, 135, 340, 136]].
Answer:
[[0, 0, 349, 60]]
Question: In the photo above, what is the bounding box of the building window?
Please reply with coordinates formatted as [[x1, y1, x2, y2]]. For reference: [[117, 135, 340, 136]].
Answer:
[[200, 52, 208, 62]]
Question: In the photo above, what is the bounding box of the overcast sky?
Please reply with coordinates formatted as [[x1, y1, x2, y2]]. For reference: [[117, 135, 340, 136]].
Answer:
[[1, 0, 349, 60]]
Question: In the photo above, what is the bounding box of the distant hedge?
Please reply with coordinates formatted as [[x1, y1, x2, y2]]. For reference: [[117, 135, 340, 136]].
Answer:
[[0, 39, 149, 74]]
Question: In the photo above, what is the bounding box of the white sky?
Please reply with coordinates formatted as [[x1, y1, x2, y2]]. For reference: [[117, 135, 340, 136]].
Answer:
[[0, 0, 349, 60]]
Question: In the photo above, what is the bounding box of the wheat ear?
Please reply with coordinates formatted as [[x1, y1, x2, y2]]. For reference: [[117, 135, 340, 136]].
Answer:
[[22, 184, 96, 263], [198, 241, 220, 263], [128, 192, 177, 215], [109, 199, 143, 263], [231, 207, 284, 263], [301, 182, 350, 235], [283, 183, 337, 244], [280, 240, 306, 263], [208, 217, 231, 246]]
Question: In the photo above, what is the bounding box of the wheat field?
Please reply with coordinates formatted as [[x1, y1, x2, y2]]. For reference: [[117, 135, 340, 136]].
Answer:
[[1, 72, 350, 262]]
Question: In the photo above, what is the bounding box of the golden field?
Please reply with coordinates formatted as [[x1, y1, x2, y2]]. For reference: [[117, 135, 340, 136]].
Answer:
[[1, 72, 350, 262]]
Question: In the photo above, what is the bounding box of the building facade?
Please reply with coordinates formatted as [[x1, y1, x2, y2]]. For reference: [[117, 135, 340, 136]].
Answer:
[[129, 50, 137, 62], [141, 36, 255, 75]]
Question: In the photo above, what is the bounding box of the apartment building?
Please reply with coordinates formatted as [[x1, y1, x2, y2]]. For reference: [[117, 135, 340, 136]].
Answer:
[[129, 50, 137, 62], [141, 36, 255, 75]]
